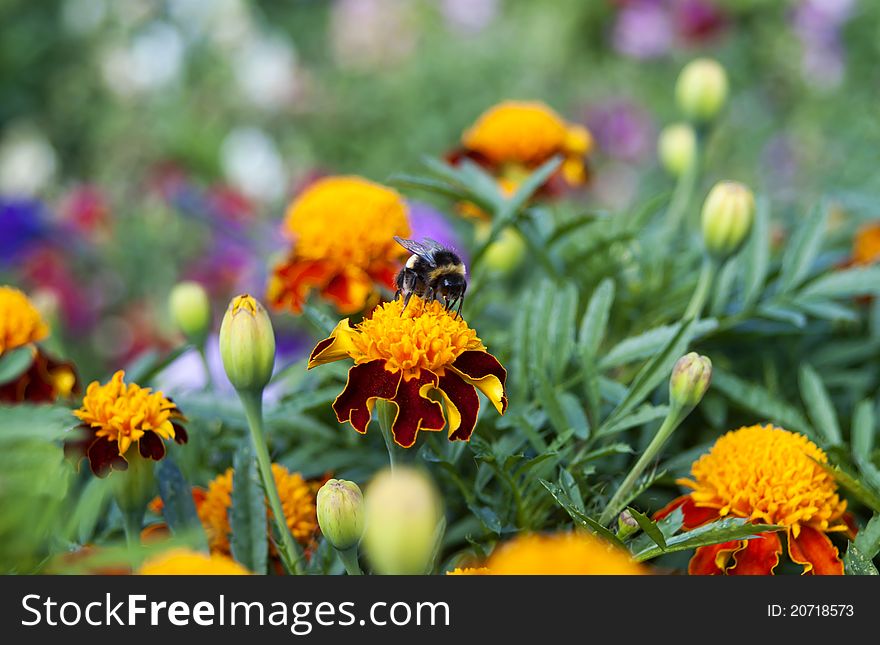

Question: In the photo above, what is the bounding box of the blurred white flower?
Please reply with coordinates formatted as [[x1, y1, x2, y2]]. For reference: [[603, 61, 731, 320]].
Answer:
[[233, 33, 301, 111], [169, 0, 255, 47], [62, 0, 108, 35], [329, 0, 418, 71], [441, 0, 499, 34], [101, 22, 186, 97], [221, 127, 287, 203], [0, 125, 57, 197]]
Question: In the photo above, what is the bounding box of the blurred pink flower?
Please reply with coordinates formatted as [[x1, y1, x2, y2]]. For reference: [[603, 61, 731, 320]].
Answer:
[[329, 0, 418, 70], [583, 99, 655, 164]]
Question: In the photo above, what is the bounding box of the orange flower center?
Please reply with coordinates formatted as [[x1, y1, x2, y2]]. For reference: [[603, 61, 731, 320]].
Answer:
[[73, 370, 178, 456], [678, 424, 846, 531], [351, 297, 484, 378], [0, 286, 49, 354], [284, 176, 411, 268]]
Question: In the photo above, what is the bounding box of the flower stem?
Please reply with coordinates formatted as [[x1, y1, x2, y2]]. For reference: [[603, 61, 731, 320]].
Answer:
[[239, 389, 305, 575], [338, 547, 363, 575], [683, 257, 718, 321], [664, 137, 701, 237], [120, 506, 145, 553], [599, 409, 684, 526], [197, 343, 214, 391], [376, 399, 398, 472]]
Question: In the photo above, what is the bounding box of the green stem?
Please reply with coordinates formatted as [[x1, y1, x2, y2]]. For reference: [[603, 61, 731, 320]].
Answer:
[[376, 399, 398, 472], [121, 506, 145, 553], [663, 137, 701, 237], [683, 257, 718, 321], [197, 343, 214, 390], [338, 547, 363, 575], [239, 389, 305, 575], [598, 409, 685, 526]]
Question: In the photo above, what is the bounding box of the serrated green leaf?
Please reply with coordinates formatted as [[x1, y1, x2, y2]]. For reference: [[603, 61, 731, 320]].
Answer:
[[230, 442, 268, 574], [0, 404, 77, 440], [505, 156, 562, 218], [0, 346, 35, 385], [626, 507, 667, 549], [741, 196, 770, 310], [579, 279, 615, 359], [711, 369, 814, 438], [540, 479, 625, 548], [798, 364, 842, 445], [779, 203, 827, 292], [632, 518, 780, 562]]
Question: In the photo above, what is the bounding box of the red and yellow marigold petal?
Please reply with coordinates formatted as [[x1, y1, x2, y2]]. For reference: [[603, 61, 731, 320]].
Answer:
[[448, 350, 508, 414], [728, 532, 782, 576], [321, 265, 373, 315], [332, 360, 401, 434], [436, 370, 480, 441], [389, 370, 446, 448], [653, 495, 722, 530], [267, 257, 335, 314], [787, 526, 844, 576], [308, 319, 360, 368], [688, 540, 746, 575]]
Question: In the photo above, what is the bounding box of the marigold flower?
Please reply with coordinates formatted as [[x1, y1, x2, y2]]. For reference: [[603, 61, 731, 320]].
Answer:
[[188, 464, 319, 556], [851, 222, 880, 266], [267, 176, 411, 315], [655, 424, 851, 575], [446, 566, 490, 575], [66, 370, 188, 477], [138, 548, 250, 575], [459, 101, 593, 189], [486, 533, 646, 575], [0, 285, 78, 403], [308, 296, 507, 448]]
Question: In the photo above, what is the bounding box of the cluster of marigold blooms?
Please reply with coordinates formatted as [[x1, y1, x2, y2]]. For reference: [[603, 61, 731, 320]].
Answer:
[[0, 95, 870, 575]]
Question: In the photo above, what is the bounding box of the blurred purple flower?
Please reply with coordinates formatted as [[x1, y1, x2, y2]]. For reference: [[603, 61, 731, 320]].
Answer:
[[792, 0, 855, 90], [583, 99, 655, 164], [407, 201, 467, 264], [613, 0, 674, 60], [441, 0, 499, 35], [0, 198, 51, 267]]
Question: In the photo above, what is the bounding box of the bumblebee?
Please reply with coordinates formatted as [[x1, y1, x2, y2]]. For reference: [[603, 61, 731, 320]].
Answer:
[[393, 236, 467, 316]]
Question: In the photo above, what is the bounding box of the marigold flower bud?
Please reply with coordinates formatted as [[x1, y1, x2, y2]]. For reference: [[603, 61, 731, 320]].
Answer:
[[169, 281, 211, 343], [675, 58, 728, 122], [362, 467, 443, 575], [219, 294, 275, 392], [617, 509, 639, 539], [701, 181, 755, 260], [317, 479, 365, 552], [657, 123, 696, 178], [669, 352, 712, 411]]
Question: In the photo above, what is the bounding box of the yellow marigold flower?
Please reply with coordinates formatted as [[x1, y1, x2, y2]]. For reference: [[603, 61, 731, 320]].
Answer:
[[267, 176, 411, 315], [138, 548, 250, 575], [196, 464, 319, 556], [852, 222, 880, 266], [486, 533, 646, 575], [655, 424, 852, 575], [308, 296, 507, 448], [446, 566, 490, 575], [0, 285, 49, 353], [66, 370, 188, 477], [460, 101, 592, 188]]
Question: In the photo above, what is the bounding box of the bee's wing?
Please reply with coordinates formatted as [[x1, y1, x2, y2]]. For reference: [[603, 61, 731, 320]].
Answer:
[[394, 236, 437, 266], [420, 238, 447, 253]]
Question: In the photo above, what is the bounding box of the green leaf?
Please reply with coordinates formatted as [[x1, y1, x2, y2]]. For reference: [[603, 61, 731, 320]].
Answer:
[[125, 345, 190, 385], [155, 458, 209, 551], [741, 196, 770, 310], [851, 399, 874, 459], [801, 267, 880, 299], [388, 173, 473, 204], [230, 442, 269, 574], [547, 282, 578, 382], [578, 278, 615, 359], [540, 479, 625, 548], [0, 346, 35, 385], [709, 259, 738, 317], [779, 203, 827, 293], [819, 462, 880, 514], [596, 404, 670, 438], [599, 319, 716, 370], [798, 364, 842, 445], [0, 404, 77, 440], [626, 507, 667, 549], [854, 513, 880, 560], [711, 369, 814, 439], [504, 156, 562, 218], [794, 298, 859, 323], [844, 543, 879, 575], [631, 518, 780, 562], [301, 303, 337, 337]]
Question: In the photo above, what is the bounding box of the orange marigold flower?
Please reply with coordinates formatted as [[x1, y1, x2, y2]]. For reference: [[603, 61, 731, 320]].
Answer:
[[192, 464, 319, 556], [655, 424, 851, 575], [138, 548, 250, 575], [851, 222, 880, 266], [458, 101, 592, 190], [309, 296, 507, 448], [267, 176, 411, 315], [486, 532, 646, 575], [446, 566, 490, 575], [66, 370, 188, 477], [0, 285, 79, 403]]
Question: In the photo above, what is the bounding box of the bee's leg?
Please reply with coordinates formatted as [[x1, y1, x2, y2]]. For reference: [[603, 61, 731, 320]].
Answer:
[[401, 291, 414, 315], [444, 296, 451, 311], [456, 297, 464, 319]]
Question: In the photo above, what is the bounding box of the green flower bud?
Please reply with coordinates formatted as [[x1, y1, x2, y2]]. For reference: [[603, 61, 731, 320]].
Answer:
[[317, 479, 365, 552], [482, 227, 526, 274], [675, 58, 728, 122], [669, 352, 712, 411], [362, 467, 443, 575], [701, 181, 755, 261], [657, 123, 696, 178], [169, 281, 211, 343], [617, 510, 639, 540], [219, 294, 275, 392]]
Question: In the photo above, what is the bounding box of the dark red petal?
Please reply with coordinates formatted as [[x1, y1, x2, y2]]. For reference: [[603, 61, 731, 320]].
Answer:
[[728, 532, 782, 575], [172, 422, 188, 445], [332, 360, 400, 433], [450, 350, 508, 413], [389, 371, 445, 448], [437, 370, 479, 441], [63, 424, 98, 466], [139, 431, 166, 461], [309, 337, 336, 363], [787, 526, 844, 575], [87, 438, 129, 478], [652, 495, 719, 529], [688, 540, 745, 575]]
